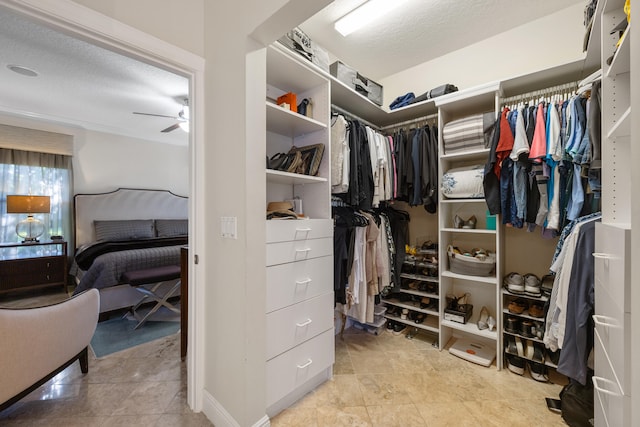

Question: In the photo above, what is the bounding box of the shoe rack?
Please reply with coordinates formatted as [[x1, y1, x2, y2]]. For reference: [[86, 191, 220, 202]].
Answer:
[[435, 83, 504, 368], [502, 285, 559, 382], [382, 244, 440, 341]]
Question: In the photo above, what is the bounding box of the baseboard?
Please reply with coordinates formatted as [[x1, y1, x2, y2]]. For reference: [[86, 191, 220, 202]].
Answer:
[[201, 389, 270, 427]]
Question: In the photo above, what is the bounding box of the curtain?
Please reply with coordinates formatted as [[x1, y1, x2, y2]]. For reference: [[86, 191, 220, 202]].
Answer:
[[0, 148, 73, 245]]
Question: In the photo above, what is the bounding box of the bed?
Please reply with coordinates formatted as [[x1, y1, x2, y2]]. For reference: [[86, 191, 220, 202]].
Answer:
[[70, 188, 188, 314]]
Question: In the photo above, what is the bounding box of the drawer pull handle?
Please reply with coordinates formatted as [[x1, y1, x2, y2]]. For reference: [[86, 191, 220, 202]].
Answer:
[[296, 359, 313, 369], [295, 248, 311, 254], [295, 278, 312, 286], [592, 315, 621, 329], [296, 227, 312, 233], [592, 376, 622, 397], [296, 318, 312, 327], [592, 252, 617, 260]]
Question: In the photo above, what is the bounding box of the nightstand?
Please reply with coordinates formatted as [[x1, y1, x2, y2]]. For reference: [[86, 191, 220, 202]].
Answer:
[[0, 241, 68, 294]]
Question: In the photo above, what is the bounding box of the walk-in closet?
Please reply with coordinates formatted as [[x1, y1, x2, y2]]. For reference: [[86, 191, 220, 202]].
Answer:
[[264, 0, 634, 425]]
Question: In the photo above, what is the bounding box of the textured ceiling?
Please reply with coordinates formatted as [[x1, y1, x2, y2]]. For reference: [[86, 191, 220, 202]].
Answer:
[[0, 1, 583, 144], [301, 0, 584, 80], [0, 5, 189, 145]]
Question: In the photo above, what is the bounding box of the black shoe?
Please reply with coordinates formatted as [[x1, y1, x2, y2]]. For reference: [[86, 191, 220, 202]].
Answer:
[[528, 361, 549, 382], [392, 323, 407, 335], [386, 320, 395, 330], [506, 354, 525, 375], [505, 316, 520, 334]]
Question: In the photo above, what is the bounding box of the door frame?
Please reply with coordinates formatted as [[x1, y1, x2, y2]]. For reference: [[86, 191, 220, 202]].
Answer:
[[3, 0, 206, 410]]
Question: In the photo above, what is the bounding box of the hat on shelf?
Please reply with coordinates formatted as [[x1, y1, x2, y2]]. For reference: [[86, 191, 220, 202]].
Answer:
[[266, 201, 299, 220]]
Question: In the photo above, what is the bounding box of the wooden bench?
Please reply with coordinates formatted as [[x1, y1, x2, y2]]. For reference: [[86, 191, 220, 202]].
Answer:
[[121, 265, 181, 329]]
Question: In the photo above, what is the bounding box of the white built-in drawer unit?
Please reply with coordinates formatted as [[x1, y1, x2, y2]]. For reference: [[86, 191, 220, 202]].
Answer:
[[266, 292, 334, 360], [266, 237, 332, 267], [594, 329, 629, 427], [593, 223, 631, 426], [266, 219, 333, 243], [265, 219, 334, 412], [266, 255, 333, 313], [266, 328, 335, 407]]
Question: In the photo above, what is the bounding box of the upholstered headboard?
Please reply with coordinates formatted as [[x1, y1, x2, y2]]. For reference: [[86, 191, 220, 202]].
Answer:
[[73, 188, 188, 249]]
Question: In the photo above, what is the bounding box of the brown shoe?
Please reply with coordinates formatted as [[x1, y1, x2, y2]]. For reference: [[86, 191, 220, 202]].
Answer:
[[508, 298, 528, 314], [529, 302, 545, 318]]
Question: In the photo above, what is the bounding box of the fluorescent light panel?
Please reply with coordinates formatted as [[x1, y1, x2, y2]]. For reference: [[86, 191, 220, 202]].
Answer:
[[335, 0, 407, 36]]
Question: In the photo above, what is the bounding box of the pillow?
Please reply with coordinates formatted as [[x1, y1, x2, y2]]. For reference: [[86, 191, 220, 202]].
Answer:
[[94, 219, 155, 241], [155, 219, 188, 237]]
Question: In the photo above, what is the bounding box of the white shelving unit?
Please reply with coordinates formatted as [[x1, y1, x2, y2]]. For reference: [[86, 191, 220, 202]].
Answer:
[[264, 45, 334, 417], [435, 83, 504, 368]]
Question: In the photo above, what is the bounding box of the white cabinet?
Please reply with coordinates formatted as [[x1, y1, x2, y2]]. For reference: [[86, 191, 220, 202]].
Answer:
[[265, 44, 333, 417], [592, 0, 632, 424]]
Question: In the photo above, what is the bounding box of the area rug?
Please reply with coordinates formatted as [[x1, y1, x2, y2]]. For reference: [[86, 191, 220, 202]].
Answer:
[[90, 317, 180, 358]]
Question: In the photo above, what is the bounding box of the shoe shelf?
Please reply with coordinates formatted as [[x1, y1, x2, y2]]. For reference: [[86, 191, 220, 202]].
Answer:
[[441, 270, 496, 284], [384, 313, 439, 334], [441, 319, 498, 340], [502, 288, 548, 302], [503, 329, 544, 345], [395, 286, 439, 300], [384, 299, 439, 317], [502, 308, 546, 323], [504, 349, 557, 369], [441, 228, 496, 234], [399, 272, 439, 284]]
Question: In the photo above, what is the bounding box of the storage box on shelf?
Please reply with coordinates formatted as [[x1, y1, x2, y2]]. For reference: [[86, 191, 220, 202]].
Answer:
[[435, 83, 503, 367]]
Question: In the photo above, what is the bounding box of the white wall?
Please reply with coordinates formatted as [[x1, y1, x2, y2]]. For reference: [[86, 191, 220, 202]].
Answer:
[[0, 113, 188, 196], [380, 3, 586, 107], [73, 130, 189, 195]]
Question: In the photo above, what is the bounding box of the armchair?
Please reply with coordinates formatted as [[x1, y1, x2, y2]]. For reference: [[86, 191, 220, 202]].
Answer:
[[0, 288, 100, 412]]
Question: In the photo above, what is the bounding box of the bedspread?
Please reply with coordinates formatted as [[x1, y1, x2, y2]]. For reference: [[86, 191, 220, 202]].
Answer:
[[72, 244, 183, 294]]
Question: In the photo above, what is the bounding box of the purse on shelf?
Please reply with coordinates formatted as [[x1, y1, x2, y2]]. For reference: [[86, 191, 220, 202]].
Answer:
[[267, 144, 325, 176]]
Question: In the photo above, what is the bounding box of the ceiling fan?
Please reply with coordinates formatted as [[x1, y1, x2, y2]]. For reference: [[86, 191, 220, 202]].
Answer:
[[133, 98, 189, 133]]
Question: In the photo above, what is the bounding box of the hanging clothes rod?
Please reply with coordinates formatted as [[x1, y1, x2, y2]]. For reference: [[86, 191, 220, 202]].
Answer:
[[501, 80, 581, 105], [330, 104, 380, 130], [379, 113, 438, 132]]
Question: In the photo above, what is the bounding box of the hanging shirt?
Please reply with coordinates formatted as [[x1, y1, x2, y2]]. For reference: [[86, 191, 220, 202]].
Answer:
[[528, 103, 547, 161]]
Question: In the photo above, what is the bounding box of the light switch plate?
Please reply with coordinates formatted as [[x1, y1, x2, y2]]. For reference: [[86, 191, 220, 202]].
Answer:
[[221, 216, 237, 239]]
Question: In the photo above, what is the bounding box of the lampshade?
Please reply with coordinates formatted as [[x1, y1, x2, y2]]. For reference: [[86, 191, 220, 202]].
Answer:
[[7, 195, 51, 214], [6, 195, 51, 243]]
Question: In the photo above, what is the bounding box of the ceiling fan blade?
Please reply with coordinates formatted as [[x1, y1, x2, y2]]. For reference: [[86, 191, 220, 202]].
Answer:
[[161, 123, 181, 133], [133, 112, 177, 119]]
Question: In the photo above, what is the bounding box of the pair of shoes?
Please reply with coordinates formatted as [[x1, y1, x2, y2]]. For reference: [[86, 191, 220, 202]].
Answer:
[[523, 273, 542, 297], [507, 298, 528, 314], [400, 308, 409, 320], [453, 215, 477, 229], [386, 320, 395, 330], [503, 272, 525, 294]]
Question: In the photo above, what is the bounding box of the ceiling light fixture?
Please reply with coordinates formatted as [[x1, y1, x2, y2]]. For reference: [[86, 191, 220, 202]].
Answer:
[[7, 64, 39, 77], [334, 0, 408, 37]]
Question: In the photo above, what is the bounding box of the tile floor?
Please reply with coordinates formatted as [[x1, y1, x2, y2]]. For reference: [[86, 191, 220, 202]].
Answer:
[[1, 290, 568, 426]]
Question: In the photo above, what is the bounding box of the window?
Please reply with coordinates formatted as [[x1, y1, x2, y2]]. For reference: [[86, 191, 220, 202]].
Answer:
[[0, 148, 73, 245]]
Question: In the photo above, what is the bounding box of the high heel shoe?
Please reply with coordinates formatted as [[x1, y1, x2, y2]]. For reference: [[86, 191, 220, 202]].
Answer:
[[463, 215, 477, 229], [453, 215, 465, 229], [477, 306, 490, 330]]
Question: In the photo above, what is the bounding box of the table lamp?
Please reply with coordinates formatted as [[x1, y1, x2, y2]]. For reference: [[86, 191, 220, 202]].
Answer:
[[6, 195, 51, 243]]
